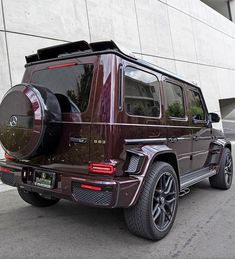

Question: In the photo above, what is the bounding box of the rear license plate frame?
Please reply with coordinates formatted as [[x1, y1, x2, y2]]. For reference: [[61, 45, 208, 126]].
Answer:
[[34, 170, 56, 189]]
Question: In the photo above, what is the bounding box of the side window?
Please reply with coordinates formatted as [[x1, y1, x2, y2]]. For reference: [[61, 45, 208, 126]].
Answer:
[[165, 82, 185, 118], [124, 67, 160, 118], [188, 90, 206, 121]]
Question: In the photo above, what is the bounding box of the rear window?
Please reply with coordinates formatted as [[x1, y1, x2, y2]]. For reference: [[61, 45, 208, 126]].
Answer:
[[31, 64, 94, 112]]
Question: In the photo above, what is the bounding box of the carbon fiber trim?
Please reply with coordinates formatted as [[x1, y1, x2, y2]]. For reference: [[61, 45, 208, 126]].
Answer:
[[72, 182, 113, 206], [127, 154, 140, 173], [1, 172, 16, 186]]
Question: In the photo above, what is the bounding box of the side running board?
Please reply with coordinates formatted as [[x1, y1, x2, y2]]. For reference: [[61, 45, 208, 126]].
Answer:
[[180, 167, 216, 190]]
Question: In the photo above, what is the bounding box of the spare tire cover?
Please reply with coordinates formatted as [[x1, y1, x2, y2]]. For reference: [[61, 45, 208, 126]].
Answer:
[[0, 84, 61, 159]]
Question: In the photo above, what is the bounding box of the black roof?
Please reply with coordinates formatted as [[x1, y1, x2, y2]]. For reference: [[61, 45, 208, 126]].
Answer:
[[25, 40, 199, 89]]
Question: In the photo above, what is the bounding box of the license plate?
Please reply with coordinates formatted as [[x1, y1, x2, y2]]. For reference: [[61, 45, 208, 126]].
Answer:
[[34, 170, 56, 189]]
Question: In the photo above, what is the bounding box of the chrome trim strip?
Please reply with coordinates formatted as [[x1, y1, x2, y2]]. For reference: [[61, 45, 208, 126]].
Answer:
[[51, 121, 202, 129]]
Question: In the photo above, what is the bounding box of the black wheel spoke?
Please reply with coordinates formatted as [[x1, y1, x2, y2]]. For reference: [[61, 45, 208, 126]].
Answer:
[[159, 209, 166, 226], [166, 197, 176, 204], [162, 207, 171, 221], [152, 203, 159, 216], [167, 191, 176, 196], [164, 178, 173, 195], [153, 207, 161, 221], [160, 174, 165, 191]]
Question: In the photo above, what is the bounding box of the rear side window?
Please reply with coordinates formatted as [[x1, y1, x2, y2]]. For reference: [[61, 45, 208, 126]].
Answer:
[[31, 64, 93, 112], [124, 67, 160, 118], [165, 82, 185, 118], [188, 90, 206, 121]]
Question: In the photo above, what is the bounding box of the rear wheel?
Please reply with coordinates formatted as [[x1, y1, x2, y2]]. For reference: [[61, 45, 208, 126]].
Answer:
[[124, 162, 179, 240], [18, 188, 60, 207], [209, 148, 233, 190]]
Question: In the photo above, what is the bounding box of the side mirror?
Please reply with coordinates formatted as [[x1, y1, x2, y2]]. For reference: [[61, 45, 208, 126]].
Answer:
[[208, 112, 220, 123]]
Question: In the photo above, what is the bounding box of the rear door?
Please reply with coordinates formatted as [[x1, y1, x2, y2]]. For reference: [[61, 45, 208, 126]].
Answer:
[[162, 78, 193, 175], [27, 56, 98, 174]]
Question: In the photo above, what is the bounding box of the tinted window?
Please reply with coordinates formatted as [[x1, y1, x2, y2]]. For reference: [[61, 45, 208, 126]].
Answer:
[[188, 90, 205, 120], [124, 67, 160, 117], [31, 64, 93, 112], [165, 82, 185, 118]]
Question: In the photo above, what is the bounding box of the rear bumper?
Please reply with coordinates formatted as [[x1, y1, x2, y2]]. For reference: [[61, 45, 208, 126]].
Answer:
[[0, 161, 141, 208]]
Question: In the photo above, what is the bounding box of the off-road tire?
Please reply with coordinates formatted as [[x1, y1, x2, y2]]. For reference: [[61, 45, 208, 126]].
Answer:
[[18, 188, 60, 207], [209, 148, 233, 190], [124, 162, 179, 240]]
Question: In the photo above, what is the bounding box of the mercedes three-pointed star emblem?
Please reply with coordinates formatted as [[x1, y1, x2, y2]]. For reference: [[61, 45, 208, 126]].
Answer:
[[9, 115, 18, 127]]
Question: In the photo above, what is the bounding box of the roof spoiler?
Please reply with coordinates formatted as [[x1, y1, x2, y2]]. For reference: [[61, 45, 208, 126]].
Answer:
[[25, 40, 136, 64]]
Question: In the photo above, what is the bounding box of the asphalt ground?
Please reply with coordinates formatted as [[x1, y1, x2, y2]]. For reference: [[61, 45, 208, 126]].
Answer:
[[0, 147, 235, 259]]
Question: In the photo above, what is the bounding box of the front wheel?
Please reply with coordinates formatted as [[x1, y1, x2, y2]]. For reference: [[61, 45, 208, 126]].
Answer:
[[18, 188, 60, 207], [124, 162, 179, 240], [209, 147, 233, 190]]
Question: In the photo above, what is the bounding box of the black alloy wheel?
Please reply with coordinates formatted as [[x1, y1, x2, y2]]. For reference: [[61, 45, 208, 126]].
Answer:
[[152, 172, 177, 231], [224, 151, 233, 186], [124, 162, 179, 240]]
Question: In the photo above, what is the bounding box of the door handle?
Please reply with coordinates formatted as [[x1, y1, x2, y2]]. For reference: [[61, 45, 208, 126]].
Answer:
[[70, 137, 87, 144], [193, 136, 199, 141]]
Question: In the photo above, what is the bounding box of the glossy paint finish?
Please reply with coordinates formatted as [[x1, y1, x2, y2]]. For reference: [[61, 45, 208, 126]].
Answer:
[[0, 50, 230, 208]]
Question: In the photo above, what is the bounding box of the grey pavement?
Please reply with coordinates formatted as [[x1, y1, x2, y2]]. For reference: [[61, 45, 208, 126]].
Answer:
[[0, 179, 234, 259], [0, 180, 15, 193]]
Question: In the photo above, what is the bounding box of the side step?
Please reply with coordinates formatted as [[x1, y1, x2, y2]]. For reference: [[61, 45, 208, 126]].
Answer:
[[180, 167, 216, 190]]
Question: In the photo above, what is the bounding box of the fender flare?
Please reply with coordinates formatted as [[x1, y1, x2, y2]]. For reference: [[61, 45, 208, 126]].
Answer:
[[125, 144, 180, 206], [206, 139, 231, 166]]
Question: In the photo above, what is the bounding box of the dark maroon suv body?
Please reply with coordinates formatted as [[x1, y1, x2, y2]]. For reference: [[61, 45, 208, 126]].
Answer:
[[0, 41, 233, 240]]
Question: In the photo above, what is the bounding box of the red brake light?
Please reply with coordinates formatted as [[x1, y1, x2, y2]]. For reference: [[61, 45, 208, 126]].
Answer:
[[0, 167, 11, 173], [5, 152, 14, 160], [47, 62, 77, 69], [81, 184, 101, 191], [89, 163, 116, 175]]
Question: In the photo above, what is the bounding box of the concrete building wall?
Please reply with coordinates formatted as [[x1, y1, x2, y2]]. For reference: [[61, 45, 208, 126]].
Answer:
[[1, 0, 235, 156]]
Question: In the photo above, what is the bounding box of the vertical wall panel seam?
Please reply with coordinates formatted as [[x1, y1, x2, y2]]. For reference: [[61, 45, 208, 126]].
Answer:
[[85, 0, 92, 42], [189, 8, 202, 87], [1, 0, 12, 87], [165, 2, 177, 73], [133, 0, 143, 57]]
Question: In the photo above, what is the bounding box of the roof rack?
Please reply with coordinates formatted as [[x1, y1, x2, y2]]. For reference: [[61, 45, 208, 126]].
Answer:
[[25, 40, 136, 63]]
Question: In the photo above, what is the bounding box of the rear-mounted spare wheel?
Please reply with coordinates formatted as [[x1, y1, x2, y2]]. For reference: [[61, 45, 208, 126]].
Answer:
[[0, 84, 61, 160]]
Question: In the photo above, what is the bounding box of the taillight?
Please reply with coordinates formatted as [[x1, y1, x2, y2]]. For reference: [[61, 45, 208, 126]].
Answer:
[[5, 152, 14, 160], [81, 184, 101, 191], [0, 167, 11, 173], [89, 163, 116, 175], [47, 62, 77, 69]]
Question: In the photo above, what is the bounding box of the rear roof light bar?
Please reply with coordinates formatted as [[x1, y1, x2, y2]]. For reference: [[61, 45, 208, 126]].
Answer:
[[89, 163, 116, 175], [47, 62, 77, 69]]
